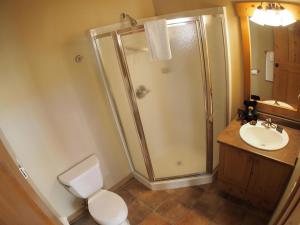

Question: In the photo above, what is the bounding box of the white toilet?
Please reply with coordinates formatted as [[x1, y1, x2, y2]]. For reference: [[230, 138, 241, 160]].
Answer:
[[58, 155, 130, 225]]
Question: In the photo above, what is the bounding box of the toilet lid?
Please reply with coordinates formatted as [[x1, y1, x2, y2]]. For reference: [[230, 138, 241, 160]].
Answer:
[[88, 190, 128, 225]]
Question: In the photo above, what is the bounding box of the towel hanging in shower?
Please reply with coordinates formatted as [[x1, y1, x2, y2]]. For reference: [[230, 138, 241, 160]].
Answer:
[[144, 19, 172, 61]]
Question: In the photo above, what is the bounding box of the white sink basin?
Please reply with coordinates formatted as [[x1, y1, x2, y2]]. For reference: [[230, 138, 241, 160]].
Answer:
[[260, 100, 296, 111], [239, 121, 289, 151]]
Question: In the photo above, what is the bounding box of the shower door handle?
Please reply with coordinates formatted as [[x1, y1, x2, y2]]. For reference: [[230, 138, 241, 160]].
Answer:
[[136, 85, 150, 99]]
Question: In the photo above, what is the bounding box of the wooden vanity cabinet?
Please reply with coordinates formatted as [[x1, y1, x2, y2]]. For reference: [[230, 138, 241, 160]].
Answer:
[[218, 143, 293, 211], [218, 144, 252, 198]]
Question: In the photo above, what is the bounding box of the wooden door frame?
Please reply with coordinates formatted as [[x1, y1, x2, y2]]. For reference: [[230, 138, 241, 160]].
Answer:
[[0, 137, 61, 225], [273, 177, 300, 225], [234, 2, 300, 121]]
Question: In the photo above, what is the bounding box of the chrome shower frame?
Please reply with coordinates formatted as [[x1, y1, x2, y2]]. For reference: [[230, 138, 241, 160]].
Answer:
[[90, 8, 230, 190]]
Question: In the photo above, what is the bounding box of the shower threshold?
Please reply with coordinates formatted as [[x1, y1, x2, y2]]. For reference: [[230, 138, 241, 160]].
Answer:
[[133, 171, 216, 191]]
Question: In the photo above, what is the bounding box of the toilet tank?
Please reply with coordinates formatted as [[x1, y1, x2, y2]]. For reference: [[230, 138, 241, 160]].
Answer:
[[58, 155, 103, 199]]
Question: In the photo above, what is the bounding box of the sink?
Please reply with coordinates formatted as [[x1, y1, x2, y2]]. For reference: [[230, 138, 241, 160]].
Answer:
[[260, 100, 296, 111], [239, 121, 289, 151]]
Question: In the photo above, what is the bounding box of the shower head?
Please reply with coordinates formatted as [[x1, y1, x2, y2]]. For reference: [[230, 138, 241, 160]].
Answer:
[[121, 12, 138, 26]]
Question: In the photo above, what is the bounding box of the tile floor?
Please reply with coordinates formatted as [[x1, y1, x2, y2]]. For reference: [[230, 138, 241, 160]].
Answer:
[[72, 178, 271, 225]]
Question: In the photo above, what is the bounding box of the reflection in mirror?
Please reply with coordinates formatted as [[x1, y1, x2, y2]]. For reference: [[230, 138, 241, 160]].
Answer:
[[250, 20, 300, 111]]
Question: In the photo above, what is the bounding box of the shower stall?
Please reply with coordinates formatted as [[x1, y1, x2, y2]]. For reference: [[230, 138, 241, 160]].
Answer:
[[90, 8, 230, 189]]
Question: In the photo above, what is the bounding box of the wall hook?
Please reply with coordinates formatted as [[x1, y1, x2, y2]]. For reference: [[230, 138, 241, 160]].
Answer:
[[74, 55, 83, 63]]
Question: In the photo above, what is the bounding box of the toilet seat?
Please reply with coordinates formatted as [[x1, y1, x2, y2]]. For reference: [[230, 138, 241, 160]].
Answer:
[[88, 190, 128, 225]]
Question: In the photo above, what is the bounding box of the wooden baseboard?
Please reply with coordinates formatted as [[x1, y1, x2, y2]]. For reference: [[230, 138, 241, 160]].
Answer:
[[68, 173, 133, 224], [68, 206, 88, 224], [110, 173, 133, 191]]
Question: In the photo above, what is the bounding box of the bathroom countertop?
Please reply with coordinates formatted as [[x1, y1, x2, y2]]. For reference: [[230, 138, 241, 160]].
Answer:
[[218, 119, 300, 167]]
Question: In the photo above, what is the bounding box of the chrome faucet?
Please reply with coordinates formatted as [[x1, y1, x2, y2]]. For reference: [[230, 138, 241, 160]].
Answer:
[[261, 118, 277, 129]]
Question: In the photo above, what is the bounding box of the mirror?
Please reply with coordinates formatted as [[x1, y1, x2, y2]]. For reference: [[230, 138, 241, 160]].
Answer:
[[235, 2, 300, 121], [249, 20, 300, 112]]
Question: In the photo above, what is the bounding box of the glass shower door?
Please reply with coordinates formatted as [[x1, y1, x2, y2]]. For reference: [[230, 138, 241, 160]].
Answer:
[[120, 21, 208, 179]]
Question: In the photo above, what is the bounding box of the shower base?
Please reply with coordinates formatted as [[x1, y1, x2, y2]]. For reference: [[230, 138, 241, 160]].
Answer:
[[133, 171, 216, 191]]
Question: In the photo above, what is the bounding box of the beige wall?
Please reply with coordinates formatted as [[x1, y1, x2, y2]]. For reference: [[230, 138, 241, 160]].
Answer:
[[0, 0, 155, 218], [152, 0, 244, 118]]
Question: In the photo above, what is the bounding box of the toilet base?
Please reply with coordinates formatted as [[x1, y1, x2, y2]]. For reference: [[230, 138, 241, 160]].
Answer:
[[120, 219, 130, 225]]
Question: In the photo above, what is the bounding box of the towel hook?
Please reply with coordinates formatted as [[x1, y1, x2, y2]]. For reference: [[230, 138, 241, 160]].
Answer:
[[74, 55, 83, 63]]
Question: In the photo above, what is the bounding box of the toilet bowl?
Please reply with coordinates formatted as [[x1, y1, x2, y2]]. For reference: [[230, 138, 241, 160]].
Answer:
[[58, 155, 130, 225]]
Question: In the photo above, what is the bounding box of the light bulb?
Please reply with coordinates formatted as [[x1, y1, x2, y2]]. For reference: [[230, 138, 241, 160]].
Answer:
[[280, 9, 296, 26], [250, 8, 266, 26], [250, 3, 296, 27]]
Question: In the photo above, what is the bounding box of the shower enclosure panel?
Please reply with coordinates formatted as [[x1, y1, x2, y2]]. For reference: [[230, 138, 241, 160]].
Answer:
[[201, 14, 229, 169], [120, 21, 208, 180], [95, 36, 150, 179], [91, 8, 229, 186]]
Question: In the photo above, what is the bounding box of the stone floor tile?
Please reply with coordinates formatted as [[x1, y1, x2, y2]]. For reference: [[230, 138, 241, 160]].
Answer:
[[156, 199, 190, 224], [115, 188, 135, 205], [139, 213, 171, 225], [175, 210, 212, 225], [127, 200, 153, 225], [71, 179, 271, 225], [192, 190, 226, 219], [172, 186, 204, 208], [123, 179, 149, 198], [72, 214, 97, 225], [241, 209, 270, 225], [137, 190, 171, 210], [213, 201, 247, 225]]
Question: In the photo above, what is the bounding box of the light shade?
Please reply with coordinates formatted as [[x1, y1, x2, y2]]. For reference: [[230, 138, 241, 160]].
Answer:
[[250, 6, 296, 27]]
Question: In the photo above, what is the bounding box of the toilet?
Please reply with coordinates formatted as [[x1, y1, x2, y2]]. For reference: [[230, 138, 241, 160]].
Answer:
[[58, 155, 130, 225]]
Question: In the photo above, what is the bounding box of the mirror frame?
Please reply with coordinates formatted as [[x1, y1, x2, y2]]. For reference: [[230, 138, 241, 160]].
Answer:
[[235, 2, 300, 121]]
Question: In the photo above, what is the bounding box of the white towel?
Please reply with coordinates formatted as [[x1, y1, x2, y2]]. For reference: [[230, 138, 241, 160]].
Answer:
[[144, 19, 172, 60], [265, 51, 274, 81]]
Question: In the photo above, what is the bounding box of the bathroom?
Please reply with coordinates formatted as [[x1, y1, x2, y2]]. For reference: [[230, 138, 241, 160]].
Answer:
[[0, 0, 299, 225]]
